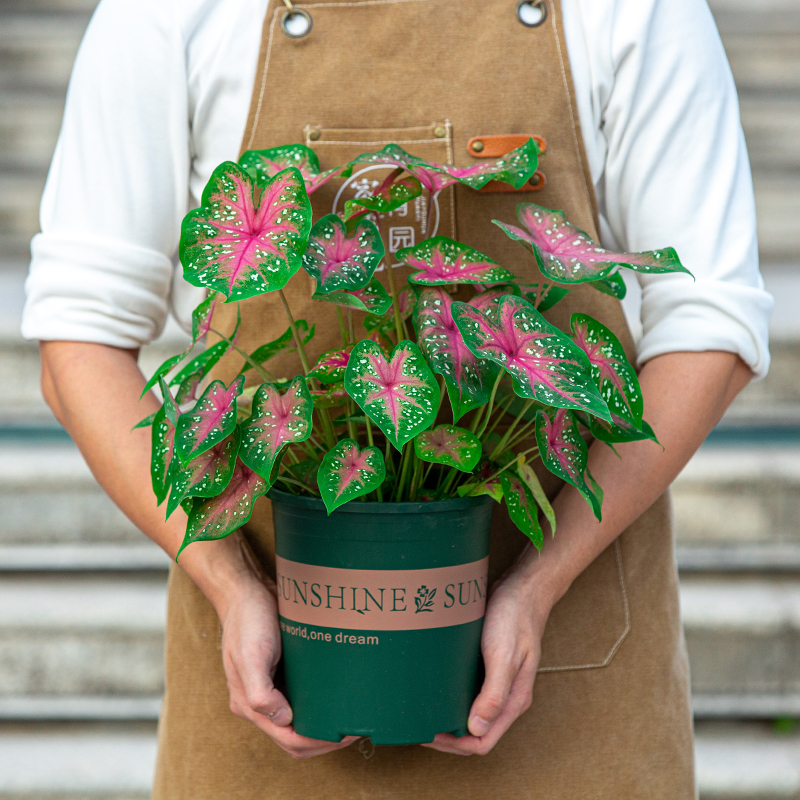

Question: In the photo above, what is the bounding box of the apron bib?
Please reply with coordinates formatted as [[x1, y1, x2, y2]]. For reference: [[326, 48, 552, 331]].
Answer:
[[152, 1, 696, 796]]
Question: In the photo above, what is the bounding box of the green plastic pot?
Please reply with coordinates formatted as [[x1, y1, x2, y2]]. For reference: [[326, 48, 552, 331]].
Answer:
[[270, 490, 493, 745]]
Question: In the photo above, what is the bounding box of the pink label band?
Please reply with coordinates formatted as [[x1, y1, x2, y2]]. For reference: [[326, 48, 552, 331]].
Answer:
[[275, 555, 489, 631]]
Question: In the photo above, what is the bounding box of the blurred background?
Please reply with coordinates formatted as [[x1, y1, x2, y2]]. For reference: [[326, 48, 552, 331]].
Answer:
[[0, 0, 799, 796]]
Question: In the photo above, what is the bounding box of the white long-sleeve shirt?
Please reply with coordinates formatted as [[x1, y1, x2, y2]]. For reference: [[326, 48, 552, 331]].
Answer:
[[21, 0, 774, 377]]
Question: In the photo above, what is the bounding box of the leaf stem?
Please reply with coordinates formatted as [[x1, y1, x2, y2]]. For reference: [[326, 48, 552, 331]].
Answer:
[[473, 372, 503, 438], [209, 327, 272, 383], [336, 307, 348, 346], [348, 309, 355, 343], [385, 258, 405, 345], [365, 418, 383, 502], [482, 446, 540, 484], [489, 399, 534, 461]]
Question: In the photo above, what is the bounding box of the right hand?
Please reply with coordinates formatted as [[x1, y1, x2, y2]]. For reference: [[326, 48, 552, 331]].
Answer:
[[219, 574, 359, 759]]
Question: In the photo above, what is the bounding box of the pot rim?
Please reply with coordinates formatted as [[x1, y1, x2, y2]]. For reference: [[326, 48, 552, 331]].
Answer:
[[268, 488, 494, 515]]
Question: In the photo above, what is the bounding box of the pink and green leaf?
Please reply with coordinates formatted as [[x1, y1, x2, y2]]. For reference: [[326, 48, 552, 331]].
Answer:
[[452, 295, 610, 421], [167, 428, 241, 518], [238, 376, 313, 480], [177, 461, 269, 558], [570, 313, 643, 431], [238, 145, 351, 194], [414, 424, 481, 472], [312, 276, 392, 315], [343, 176, 422, 221], [302, 214, 384, 294], [535, 408, 602, 520], [190, 293, 219, 345], [345, 339, 439, 450], [180, 163, 311, 301], [398, 236, 516, 286], [468, 284, 521, 321], [174, 375, 245, 465], [439, 138, 540, 190], [310, 382, 348, 409], [494, 203, 692, 286], [581, 413, 659, 445], [317, 439, 386, 513], [500, 469, 544, 549], [308, 347, 352, 384], [348, 144, 446, 194], [413, 287, 500, 422], [457, 477, 503, 503]]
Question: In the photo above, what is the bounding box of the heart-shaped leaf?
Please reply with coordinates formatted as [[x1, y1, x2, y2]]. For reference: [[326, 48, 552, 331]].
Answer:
[[238, 376, 313, 480], [167, 428, 241, 518], [452, 295, 610, 421], [175, 376, 245, 465], [180, 163, 311, 301], [312, 276, 393, 315], [398, 236, 516, 286], [308, 347, 352, 384], [150, 406, 176, 506], [439, 139, 540, 190], [468, 284, 521, 321], [494, 203, 692, 285], [344, 175, 422, 221], [239, 145, 351, 194], [178, 461, 269, 557], [535, 408, 602, 520], [302, 214, 384, 294], [570, 313, 643, 432], [414, 424, 481, 472], [413, 287, 500, 422], [580, 413, 659, 445], [317, 438, 386, 513], [500, 469, 544, 549], [345, 339, 439, 450], [348, 144, 448, 193]]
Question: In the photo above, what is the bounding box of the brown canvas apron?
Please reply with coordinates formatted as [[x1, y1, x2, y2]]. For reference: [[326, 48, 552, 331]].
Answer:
[[152, 0, 696, 796]]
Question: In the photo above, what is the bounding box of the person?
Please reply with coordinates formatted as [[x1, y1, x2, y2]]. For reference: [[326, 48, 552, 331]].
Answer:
[[23, 0, 772, 796]]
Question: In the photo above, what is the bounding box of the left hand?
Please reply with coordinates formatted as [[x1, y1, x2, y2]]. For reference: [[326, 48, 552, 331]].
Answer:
[[421, 554, 550, 756]]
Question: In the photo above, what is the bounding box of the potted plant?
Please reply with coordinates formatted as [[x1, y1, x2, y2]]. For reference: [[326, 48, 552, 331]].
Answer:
[[139, 140, 689, 744]]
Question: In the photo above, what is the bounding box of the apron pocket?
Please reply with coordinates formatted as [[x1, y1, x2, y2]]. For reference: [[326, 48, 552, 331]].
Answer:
[[537, 539, 631, 672]]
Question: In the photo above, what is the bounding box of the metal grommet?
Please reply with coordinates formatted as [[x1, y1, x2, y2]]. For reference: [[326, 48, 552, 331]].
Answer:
[[280, 7, 313, 38], [308, 128, 321, 141], [433, 125, 447, 138], [515, 0, 547, 27]]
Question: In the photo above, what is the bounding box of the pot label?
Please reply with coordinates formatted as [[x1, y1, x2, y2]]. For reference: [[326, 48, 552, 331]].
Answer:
[[275, 556, 489, 631]]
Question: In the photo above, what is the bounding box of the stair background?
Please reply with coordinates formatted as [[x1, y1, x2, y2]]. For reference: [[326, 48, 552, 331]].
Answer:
[[1, 0, 799, 796]]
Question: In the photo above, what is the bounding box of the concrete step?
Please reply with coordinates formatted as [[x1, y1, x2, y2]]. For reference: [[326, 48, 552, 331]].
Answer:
[[0, 92, 63, 172], [0, 574, 166, 697], [0, 720, 794, 799], [724, 33, 800, 93], [0, 721, 155, 799]]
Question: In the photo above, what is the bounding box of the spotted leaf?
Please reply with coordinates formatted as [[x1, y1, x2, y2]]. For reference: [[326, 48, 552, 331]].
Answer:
[[238, 376, 313, 480], [468, 284, 521, 321], [317, 439, 386, 513], [177, 461, 269, 557], [570, 313, 643, 433], [239, 145, 350, 194], [302, 214, 384, 294], [167, 428, 241, 518], [174, 376, 245, 465], [414, 425, 481, 472], [308, 347, 352, 384], [580, 413, 659, 445], [398, 236, 516, 286], [413, 287, 499, 422], [312, 277, 392, 315], [180, 163, 311, 301], [150, 406, 176, 506], [494, 203, 691, 286], [535, 408, 602, 520], [452, 295, 610, 421], [439, 139, 540, 190], [311, 382, 348, 409], [345, 339, 439, 451], [343, 175, 422, 221], [500, 469, 544, 549]]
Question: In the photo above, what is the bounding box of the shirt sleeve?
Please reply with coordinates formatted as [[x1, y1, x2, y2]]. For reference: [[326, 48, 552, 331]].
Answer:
[[21, 0, 191, 348], [593, 0, 773, 378]]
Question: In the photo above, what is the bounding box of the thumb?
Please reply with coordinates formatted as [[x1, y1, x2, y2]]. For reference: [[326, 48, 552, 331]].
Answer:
[[468, 653, 517, 737], [236, 652, 293, 727]]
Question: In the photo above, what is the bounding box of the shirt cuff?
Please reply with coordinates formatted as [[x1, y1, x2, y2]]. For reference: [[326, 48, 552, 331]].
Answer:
[[637, 275, 774, 380], [21, 233, 173, 349]]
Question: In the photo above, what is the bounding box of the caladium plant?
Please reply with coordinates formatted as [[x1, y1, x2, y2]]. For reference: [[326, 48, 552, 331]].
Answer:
[[144, 141, 689, 556]]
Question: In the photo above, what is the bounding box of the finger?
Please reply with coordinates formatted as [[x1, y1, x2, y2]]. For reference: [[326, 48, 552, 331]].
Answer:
[[230, 641, 293, 726], [423, 660, 535, 756], [253, 724, 360, 760], [467, 649, 522, 737]]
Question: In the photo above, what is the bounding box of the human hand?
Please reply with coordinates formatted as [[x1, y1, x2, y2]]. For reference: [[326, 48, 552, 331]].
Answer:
[[421, 558, 549, 756], [220, 576, 359, 759]]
